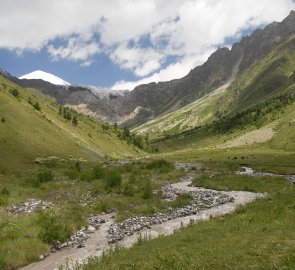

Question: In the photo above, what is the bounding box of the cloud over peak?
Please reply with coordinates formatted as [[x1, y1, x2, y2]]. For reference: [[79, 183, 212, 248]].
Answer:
[[1, 0, 294, 89]]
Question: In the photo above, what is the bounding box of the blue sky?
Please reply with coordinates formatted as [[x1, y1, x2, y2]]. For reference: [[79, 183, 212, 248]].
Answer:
[[0, 0, 295, 90]]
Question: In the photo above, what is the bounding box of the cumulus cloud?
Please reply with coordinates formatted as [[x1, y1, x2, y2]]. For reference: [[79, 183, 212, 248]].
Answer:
[[0, 0, 294, 89], [110, 43, 164, 76], [47, 33, 101, 66]]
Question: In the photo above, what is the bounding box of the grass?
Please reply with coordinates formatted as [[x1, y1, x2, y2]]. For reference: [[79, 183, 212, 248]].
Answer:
[[77, 173, 295, 270], [0, 160, 188, 269], [192, 173, 287, 193]]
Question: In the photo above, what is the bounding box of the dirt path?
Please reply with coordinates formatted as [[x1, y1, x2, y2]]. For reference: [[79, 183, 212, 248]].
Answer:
[[20, 181, 263, 270]]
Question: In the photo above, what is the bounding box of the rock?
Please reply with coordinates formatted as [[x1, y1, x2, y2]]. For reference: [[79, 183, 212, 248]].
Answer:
[[77, 243, 85, 248], [87, 226, 96, 233], [7, 199, 54, 215], [39, 255, 45, 260]]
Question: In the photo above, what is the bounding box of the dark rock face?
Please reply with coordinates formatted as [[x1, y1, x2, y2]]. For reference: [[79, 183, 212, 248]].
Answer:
[[2, 11, 295, 127]]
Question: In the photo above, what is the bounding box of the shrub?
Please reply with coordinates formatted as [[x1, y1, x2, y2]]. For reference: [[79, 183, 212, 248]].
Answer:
[[67, 168, 80, 180], [0, 195, 9, 206], [34, 156, 68, 168], [93, 165, 105, 179], [142, 180, 152, 199], [37, 171, 54, 183], [33, 102, 41, 111], [10, 88, 19, 97], [104, 170, 122, 188], [37, 212, 71, 244], [170, 194, 192, 208], [0, 187, 10, 196], [146, 159, 174, 172], [72, 116, 78, 126], [123, 183, 135, 197], [1, 117, 5, 123], [80, 169, 96, 182]]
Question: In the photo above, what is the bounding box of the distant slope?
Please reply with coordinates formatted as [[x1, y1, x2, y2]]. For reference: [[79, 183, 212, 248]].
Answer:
[[0, 76, 138, 171]]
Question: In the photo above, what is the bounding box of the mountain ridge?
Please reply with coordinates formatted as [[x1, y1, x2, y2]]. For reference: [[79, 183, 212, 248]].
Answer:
[[2, 11, 295, 128]]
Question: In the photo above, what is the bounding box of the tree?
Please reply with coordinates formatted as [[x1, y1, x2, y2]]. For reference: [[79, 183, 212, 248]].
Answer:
[[72, 116, 78, 126], [11, 88, 19, 97], [123, 126, 130, 138], [33, 102, 41, 111]]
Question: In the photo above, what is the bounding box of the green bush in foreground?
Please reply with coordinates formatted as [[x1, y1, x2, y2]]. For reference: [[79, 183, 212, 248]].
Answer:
[[37, 211, 72, 244]]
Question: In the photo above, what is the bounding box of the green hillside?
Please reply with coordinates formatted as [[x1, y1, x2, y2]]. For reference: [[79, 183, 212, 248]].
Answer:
[[134, 36, 295, 139], [0, 76, 138, 171]]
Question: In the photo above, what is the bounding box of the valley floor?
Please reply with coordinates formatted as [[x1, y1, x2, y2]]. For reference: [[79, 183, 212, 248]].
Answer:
[[20, 177, 263, 270]]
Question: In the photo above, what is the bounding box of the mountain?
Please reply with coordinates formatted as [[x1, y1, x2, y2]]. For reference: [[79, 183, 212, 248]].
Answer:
[[75, 10, 295, 127], [148, 35, 295, 154], [2, 11, 295, 129], [19, 70, 70, 86], [134, 35, 295, 138]]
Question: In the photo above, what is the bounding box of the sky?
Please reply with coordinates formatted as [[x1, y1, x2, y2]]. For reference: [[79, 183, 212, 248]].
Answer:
[[0, 0, 295, 90]]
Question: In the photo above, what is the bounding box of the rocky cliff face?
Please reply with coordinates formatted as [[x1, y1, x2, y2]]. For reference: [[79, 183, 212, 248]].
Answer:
[[3, 11, 295, 128]]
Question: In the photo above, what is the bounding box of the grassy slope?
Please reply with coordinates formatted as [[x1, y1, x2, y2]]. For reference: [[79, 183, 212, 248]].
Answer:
[[133, 83, 228, 138], [0, 76, 138, 171]]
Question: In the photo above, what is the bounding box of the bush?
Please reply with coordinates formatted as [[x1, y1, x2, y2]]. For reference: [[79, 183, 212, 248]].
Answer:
[[1, 117, 5, 123], [80, 169, 96, 182], [146, 159, 174, 172], [67, 168, 80, 180], [34, 156, 66, 167], [104, 170, 122, 189], [93, 165, 105, 179], [142, 180, 152, 199], [0, 195, 9, 206], [33, 102, 41, 111], [123, 183, 135, 197], [10, 88, 19, 97], [170, 194, 192, 208], [0, 187, 10, 196], [37, 212, 71, 244], [37, 171, 54, 183]]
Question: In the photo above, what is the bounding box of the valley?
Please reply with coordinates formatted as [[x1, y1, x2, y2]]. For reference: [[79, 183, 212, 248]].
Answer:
[[0, 8, 295, 270]]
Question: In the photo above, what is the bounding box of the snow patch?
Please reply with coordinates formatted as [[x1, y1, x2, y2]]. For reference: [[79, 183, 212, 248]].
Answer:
[[19, 70, 70, 86]]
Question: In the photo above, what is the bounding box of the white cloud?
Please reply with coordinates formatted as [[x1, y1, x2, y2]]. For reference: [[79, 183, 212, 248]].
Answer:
[[0, 0, 294, 88], [112, 49, 214, 90], [110, 43, 163, 76], [47, 33, 101, 66]]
